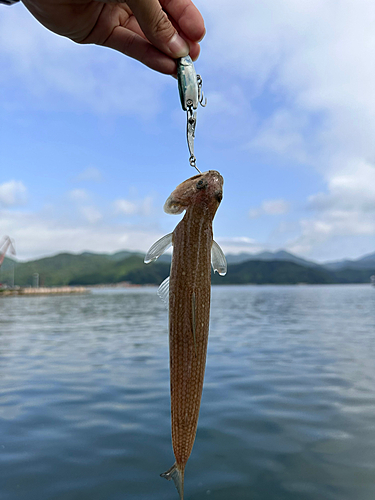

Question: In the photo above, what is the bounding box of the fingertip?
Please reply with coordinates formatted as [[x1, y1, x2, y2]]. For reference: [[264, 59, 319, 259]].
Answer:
[[184, 24, 205, 44], [168, 33, 189, 58], [196, 25, 206, 44], [179, 8, 206, 43], [104, 26, 178, 75], [189, 43, 200, 62]]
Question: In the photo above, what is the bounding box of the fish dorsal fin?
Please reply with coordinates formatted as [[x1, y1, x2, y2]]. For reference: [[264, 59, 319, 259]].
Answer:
[[157, 276, 170, 309], [211, 240, 227, 276], [144, 233, 173, 264]]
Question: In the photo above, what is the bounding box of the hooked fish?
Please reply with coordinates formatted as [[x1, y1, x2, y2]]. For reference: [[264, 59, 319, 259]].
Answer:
[[144, 170, 227, 499]]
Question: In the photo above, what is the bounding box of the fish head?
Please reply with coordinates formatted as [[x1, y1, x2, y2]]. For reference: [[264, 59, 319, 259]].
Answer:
[[164, 170, 223, 216]]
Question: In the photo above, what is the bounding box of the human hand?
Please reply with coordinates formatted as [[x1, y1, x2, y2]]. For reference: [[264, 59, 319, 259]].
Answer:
[[21, 0, 205, 75]]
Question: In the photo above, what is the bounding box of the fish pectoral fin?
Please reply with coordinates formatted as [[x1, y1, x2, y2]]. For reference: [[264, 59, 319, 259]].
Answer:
[[211, 240, 227, 276], [161, 463, 184, 500], [191, 292, 197, 357], [164, 195, 186, 214], [157, 276, 170, 309], [144, 233, 173, 264]]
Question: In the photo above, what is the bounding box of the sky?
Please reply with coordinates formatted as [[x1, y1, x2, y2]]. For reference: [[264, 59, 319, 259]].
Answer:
[[1, 0, 375, 263]]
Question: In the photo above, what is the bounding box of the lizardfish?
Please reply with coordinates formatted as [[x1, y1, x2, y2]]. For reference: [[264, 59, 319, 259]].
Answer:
[[144, 170, 227, 499]]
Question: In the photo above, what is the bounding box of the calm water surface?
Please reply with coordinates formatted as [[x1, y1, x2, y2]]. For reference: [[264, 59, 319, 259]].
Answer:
[[1, 285, 375, 500]]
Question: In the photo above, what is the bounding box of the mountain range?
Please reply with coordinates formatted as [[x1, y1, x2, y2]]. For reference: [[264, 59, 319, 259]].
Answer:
[[0, 249, 374, 288], [225, 249, 375, 270]]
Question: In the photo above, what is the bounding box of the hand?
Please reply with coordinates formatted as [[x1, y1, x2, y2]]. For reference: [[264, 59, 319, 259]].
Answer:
[[21, 0, 205, 75]]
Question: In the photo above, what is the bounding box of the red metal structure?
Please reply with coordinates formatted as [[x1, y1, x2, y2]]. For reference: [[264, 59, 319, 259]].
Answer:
[[0, 235, 16, 267]]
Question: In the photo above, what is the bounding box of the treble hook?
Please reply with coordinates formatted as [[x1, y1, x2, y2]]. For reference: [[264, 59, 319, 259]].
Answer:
[[197, 75, 207, 108]]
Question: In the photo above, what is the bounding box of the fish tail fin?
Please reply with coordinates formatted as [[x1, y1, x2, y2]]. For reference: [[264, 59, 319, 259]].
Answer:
[[160, 463, 185, 499]]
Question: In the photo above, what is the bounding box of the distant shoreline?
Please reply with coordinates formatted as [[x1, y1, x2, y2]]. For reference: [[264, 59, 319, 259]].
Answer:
[[1, 282, 372, 299], [0, 286, 88, 297]]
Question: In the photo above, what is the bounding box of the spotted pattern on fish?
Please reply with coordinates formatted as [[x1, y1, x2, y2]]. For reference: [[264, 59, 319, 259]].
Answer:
[[145, 170, 226, 499]]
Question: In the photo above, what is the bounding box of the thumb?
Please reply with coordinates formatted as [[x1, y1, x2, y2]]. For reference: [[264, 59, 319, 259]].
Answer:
[[126, 0, 190, 58]]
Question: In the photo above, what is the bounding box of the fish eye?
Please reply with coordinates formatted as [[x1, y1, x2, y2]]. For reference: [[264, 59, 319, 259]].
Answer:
[[196, 179, 207, 190], [215, 191, 223, 203]]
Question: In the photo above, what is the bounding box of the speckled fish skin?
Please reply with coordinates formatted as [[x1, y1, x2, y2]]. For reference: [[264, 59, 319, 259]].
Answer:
[[164, 170, 224, 497]]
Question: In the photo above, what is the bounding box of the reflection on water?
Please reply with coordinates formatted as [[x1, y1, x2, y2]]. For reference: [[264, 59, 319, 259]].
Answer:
[[1, 285, 375, 500]]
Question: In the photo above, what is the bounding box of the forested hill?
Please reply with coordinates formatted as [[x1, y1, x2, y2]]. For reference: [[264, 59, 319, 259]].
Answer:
[[1, 251, 374, 287]]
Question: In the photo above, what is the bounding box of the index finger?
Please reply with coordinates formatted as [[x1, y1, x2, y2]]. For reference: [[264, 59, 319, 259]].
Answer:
[[161, 0, 205, 42]]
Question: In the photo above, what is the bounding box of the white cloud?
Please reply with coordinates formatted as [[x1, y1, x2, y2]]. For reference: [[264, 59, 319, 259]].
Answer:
[[216, 236, 264, 256], [67, 190, 104, 224], [80, 206, 102, 224], [75, 167, 103, 183], [219, 237, 256, 246], [113, 196, 153, 217], [69, 189, 89, 202], [203, 0, 375, 162], [263, 200, 290, 216], [249, 199, 290, 219], [247, 109, 309, 163], [199, 0, 375, 258], [0, 180, 27, 207], [309, 160, 375, 213], [0, 7, 167, 116], [285, 159, 375, 257], [114, 199, 137, 216], [0, 208, 161, 260]]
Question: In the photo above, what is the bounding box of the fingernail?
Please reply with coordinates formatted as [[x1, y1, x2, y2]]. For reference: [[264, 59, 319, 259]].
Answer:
[[168, 33, 189, 57]]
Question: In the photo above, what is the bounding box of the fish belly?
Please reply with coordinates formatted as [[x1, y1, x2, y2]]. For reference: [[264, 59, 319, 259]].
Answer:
[[169, 257, 211, 466]]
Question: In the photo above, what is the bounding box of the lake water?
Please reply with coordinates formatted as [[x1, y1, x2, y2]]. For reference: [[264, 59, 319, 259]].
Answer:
[[1, 285, 375, 500]]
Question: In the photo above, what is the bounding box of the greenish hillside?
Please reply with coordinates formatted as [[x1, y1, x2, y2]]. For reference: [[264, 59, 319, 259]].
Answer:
[[69, 255, 169, 286], [0, 253, 170, 287], [211, 260, 336, 285], [211, 260, 373, 285], [0, 256, 15, 271], [331, 267, 375, 284], [1, 253, 111, 287], [1, 251, 374, 288]]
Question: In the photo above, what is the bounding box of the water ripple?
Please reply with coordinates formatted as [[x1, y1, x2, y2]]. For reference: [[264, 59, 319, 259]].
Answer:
[[1, 285, 375, 499]]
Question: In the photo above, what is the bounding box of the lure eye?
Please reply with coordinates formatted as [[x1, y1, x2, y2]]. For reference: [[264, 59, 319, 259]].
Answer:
[[215, 191, 223, 203], [196, 179, 207, 190]]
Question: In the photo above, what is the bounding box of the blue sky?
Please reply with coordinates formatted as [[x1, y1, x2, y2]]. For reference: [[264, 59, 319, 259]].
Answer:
[[1, 0, 375, 262]]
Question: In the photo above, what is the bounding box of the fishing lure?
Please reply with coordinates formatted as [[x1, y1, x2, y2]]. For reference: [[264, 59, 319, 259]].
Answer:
[[177, 56, 206, 173]]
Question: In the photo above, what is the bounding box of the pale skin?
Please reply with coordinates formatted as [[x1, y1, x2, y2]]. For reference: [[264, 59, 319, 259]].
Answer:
[[21, 0, 205, 75]]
